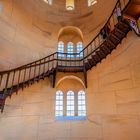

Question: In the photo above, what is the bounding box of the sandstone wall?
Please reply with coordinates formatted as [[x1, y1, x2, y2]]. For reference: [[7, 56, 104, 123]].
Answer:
[[0, 0, 116, 70], [0, 31, 140, 140]]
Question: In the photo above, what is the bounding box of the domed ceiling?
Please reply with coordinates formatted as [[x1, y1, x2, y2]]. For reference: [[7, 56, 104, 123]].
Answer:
[[14, 0, 116, 45], [0, 0, 116, 70]]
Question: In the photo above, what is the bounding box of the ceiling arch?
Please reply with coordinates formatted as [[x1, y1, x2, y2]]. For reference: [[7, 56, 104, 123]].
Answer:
[[56, 75, 85, 89], [58, 26, 84, 41]]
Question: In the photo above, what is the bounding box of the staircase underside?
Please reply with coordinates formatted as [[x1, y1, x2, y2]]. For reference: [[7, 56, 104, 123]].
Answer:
[[0, 19, 131, 112], [123, 0, 140, 19], [0, 0, 139, 112]]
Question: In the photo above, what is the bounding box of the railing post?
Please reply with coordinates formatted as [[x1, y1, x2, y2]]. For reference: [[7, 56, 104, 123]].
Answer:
[[22, 67, 27, 89], [33, 62, 37, 82], [9, 70, 16, 96], [43, 58, 46, 76], [3, 72, 10, 98], [28, 65, 32, 86], [0, 74, 3, 91], [48, 57, 50, 71], [52, 55, 53, 69], [56, 52, 58, 68], [83, 64, 87, 88], [83, 49, 85, 67], [16, 70, 21, 94], [38, 60, 41, 78], [0, 72, 9, 112]]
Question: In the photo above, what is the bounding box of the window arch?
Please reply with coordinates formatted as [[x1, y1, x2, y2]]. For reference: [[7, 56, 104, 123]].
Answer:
[[77, 42, 83, 57], [58, 41, 64, 57], [55, 90, 63, 116], [78, 90, 86, 116], [67, 91, 75, 116], [67, 42, 74, 58]]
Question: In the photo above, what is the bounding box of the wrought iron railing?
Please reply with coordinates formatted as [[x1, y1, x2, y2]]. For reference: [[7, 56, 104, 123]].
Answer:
[[0, 0, 133, 99]]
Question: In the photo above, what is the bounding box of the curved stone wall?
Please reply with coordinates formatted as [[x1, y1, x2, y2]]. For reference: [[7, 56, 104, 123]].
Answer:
[[0, 31, 139, 140], [0, 0, 116, 70]]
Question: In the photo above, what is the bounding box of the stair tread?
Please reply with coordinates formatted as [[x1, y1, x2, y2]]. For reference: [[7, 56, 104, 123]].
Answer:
[[0, 17, 132, 113], [115, 27, 126, 36]]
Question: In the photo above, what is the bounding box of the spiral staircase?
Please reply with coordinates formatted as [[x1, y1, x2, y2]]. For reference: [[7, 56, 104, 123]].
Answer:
[[0, 0, 139, 112]]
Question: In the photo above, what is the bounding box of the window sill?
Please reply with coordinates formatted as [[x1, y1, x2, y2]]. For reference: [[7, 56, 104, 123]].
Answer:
[[55, 116, 87, 121]]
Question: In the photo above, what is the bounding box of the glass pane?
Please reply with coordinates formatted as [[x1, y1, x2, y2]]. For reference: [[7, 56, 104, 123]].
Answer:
[[56, 111, 63, 116], [67, 100, 74, 105], [67, 111, 71, 116], [55, 91, 63, 117], [59, 101, 63, 105], [56, 101, 59, 105], [67, 96, 74, 100], [67, 42, 74, 58], [67, 106, 74, 110], [67, 91, 74, 96], [58, 41, 64, 57], [55, 106, 59, 110], [67, 111, 74, 116], [56, 100, 63, 105], [70, 111, 75, 116], [78, 106, 86, 110], [59, 106, 63, 110], [56, 106, 63, 110], [78, 91, 86, 116], [66, 91, 75, 116], [77, 42, 83, 57], [56, 95, 63, 100]]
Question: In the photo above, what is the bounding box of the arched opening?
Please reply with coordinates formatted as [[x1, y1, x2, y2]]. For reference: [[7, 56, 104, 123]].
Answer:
[[56, 75, 85, 89], [57, 26, 84, 57], [55, 76, 86, 119]]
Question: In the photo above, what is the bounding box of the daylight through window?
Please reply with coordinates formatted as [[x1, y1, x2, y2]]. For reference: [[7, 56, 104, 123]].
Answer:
[[58, 41, 64, 57], [55, 90, 86, 118], [67, 42, 74, 58], [55, 91, 63, 116], [77, 42, 83, 57]]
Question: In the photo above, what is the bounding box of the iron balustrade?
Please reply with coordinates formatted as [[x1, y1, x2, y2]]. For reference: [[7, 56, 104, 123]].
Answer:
[[0, 0, 135, 102]]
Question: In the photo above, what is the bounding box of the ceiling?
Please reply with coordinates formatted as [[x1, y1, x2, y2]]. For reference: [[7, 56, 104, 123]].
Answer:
[[0, 0, 116, 70], [14, 0, 116, 44]]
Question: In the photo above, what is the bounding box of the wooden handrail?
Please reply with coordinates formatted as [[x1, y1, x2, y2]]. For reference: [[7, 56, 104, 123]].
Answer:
[[0, 0, 134, 112], [0, 0, 131, 74], [0, 0, 132, 95]]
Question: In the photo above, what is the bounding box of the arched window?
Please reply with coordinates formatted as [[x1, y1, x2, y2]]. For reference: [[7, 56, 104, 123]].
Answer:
[[67, 91, 75, 116], [55, 90, 63, 116], [67, 42, 74, 58], [55, 90, 86, 119], [78, 90, 86, 116], [77, 42, 83, 57], [58, 41, 64, 57]]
